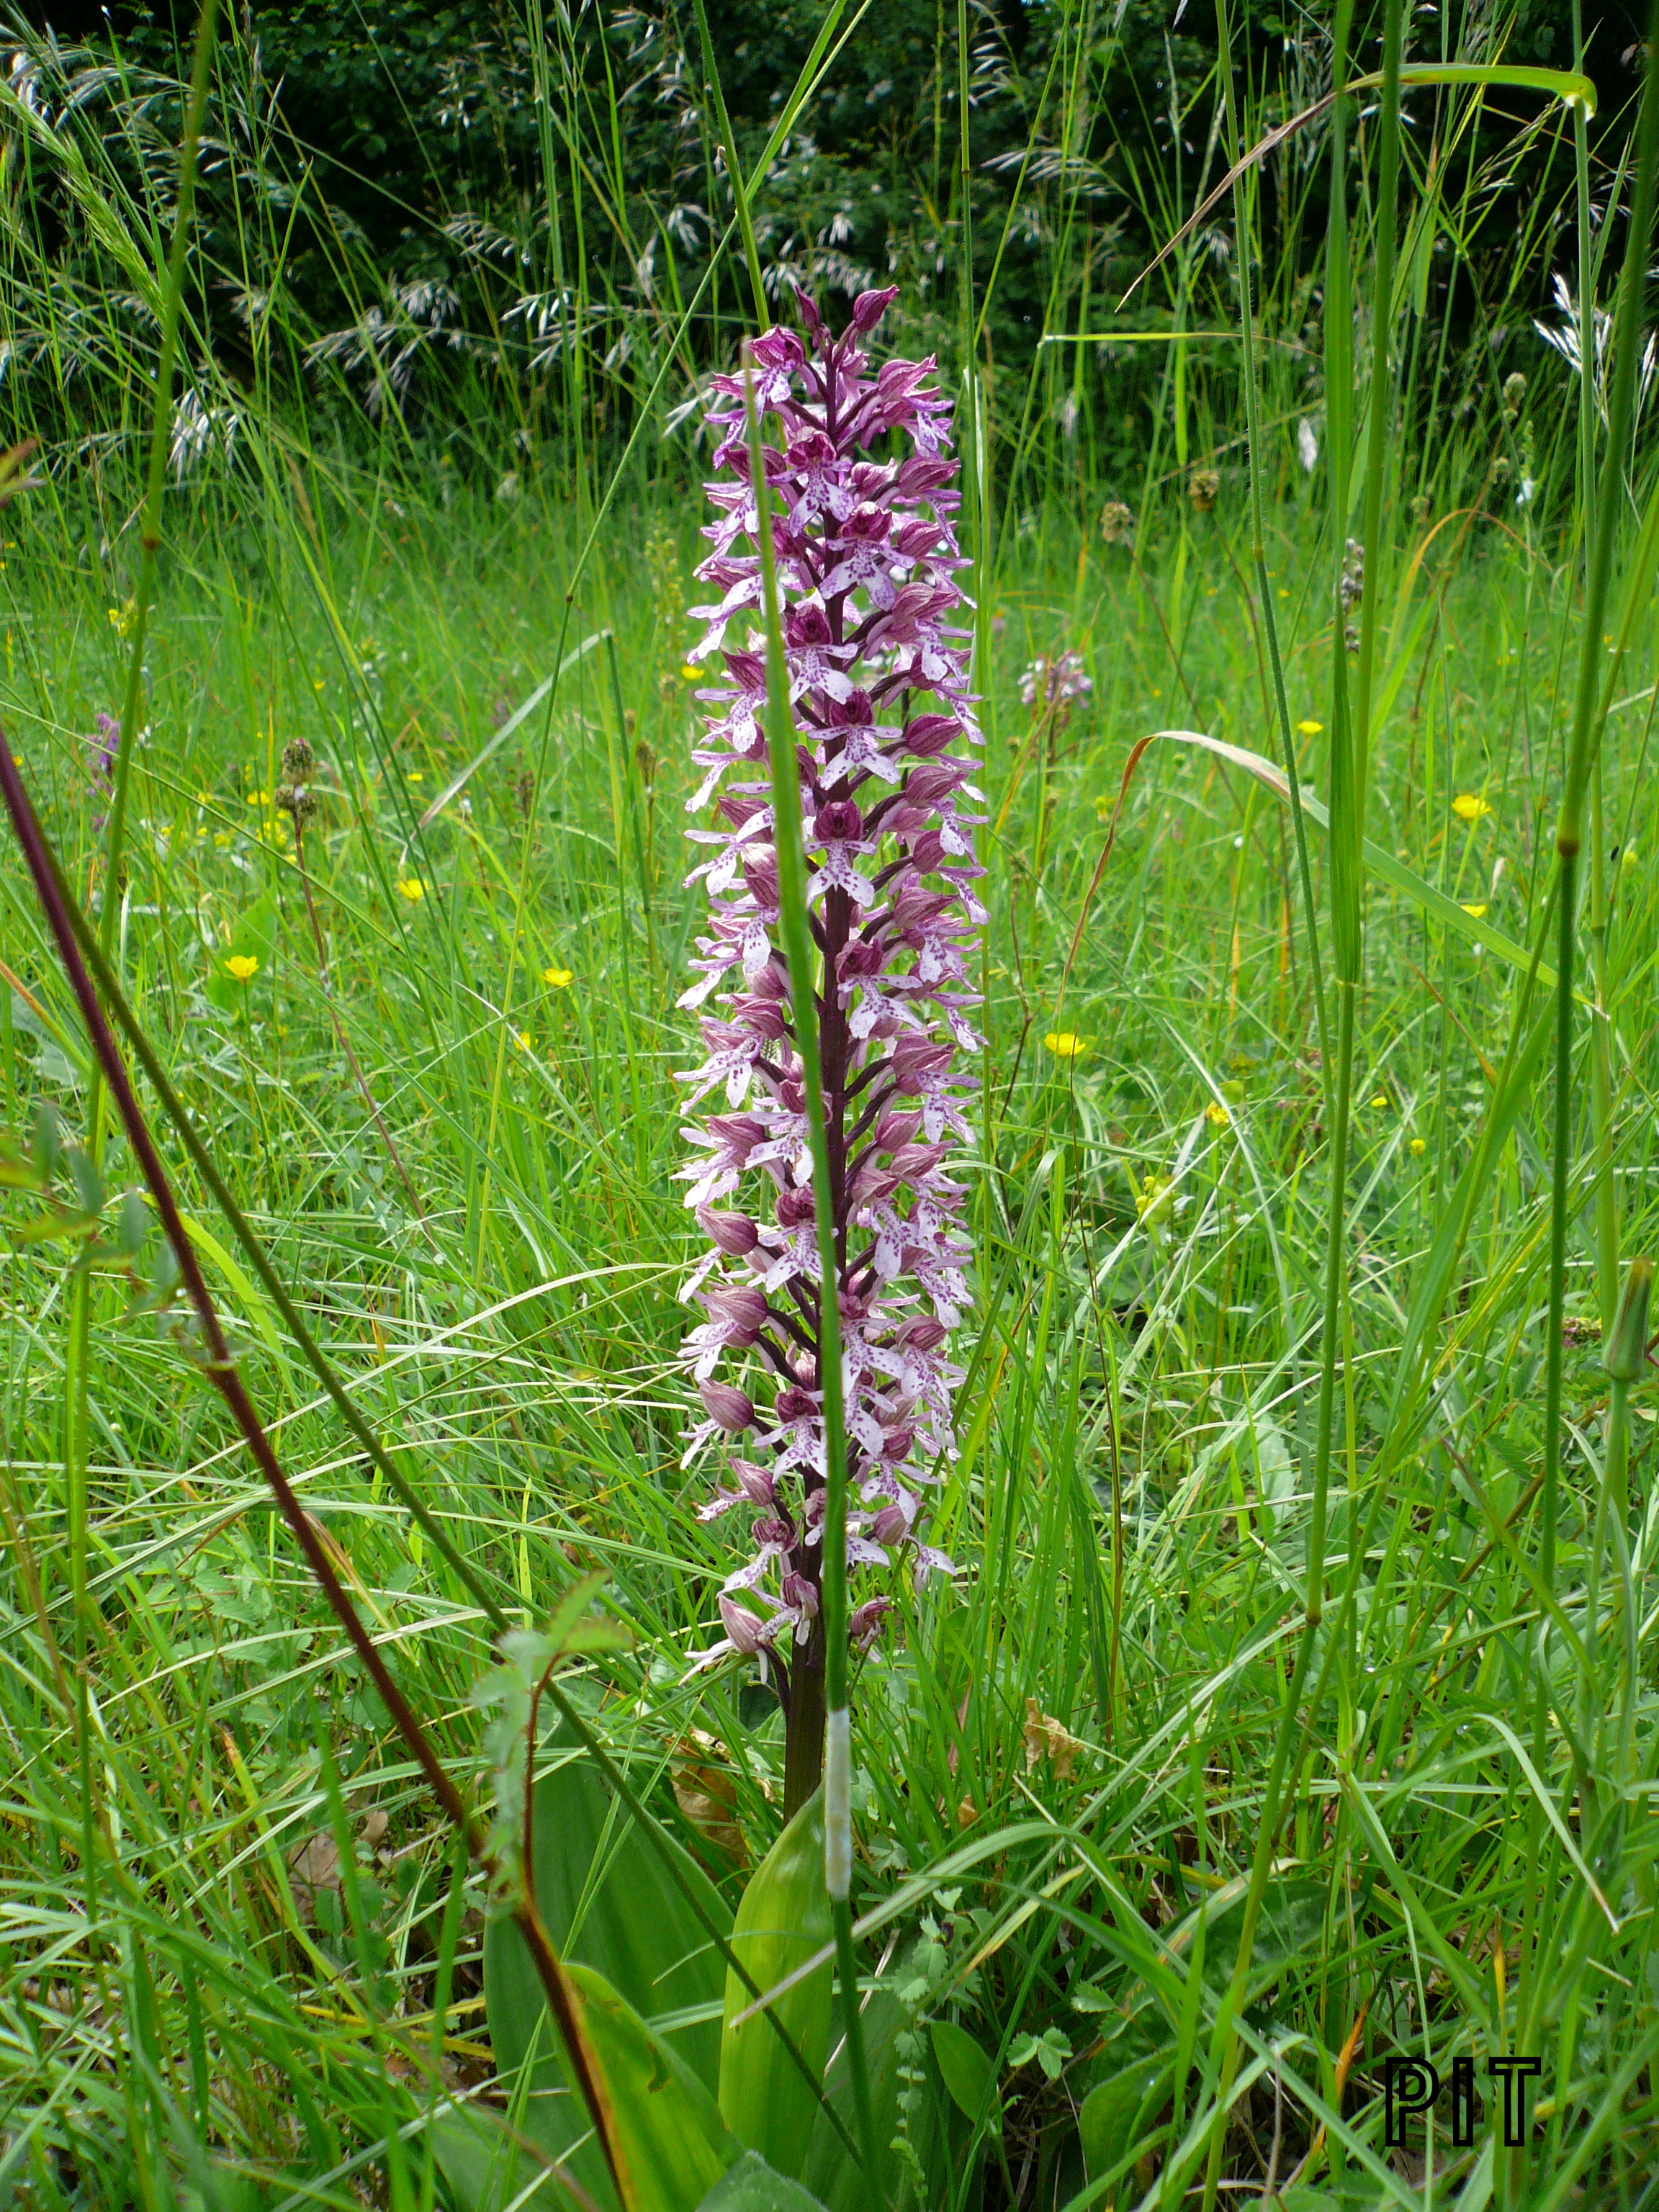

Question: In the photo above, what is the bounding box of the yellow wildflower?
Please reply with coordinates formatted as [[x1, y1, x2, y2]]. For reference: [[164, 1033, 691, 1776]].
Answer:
[[107, 598, 139, 639], [1205, 1100, 1230, 1128], [1409, 1137, 1426, 1156], [513, 1029, 533, 1052], [1296, 719, 1323, 737], [395, 877, 426, 902], [407, 770, 424, 784], [541, 966, 574, 988], [1370, 1093, 1389, 1108], [246, 789, 270, 806], [1461, 902, 1488, 919], [680, 662, 702, 682], [1043, 1031, 1086, 1060], [1452, 793, 1492, 824], [212, 832, 231, 848], [225, 954, 258, 983]]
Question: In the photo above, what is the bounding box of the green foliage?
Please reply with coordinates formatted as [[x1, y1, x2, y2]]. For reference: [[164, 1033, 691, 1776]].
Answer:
[[695, 2152, 830, 2212], [569, 1960, 737, 2211], [2, 2, 1659, 2206], [483, 1732, 731, 2089], [717, 1793, 834, 2180]]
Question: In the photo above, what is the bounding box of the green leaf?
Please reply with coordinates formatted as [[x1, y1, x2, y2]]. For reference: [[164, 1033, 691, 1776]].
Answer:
[[64, 1146, 104, 1217], [0, 1135, 45, 1192], [1079, 2052, 1172, 2188], [930, 2018, 997, 2125], [801, 1941, 960, 2212], [717, 1791, 832, 2180], [1388, 60, 1596, 115], [572, 1962, 734, 2212], [694, 2151, 830, 2211], [31, 1100, 60, 1178], [441, 1961, 737, 2212], [485, 1737, 732, 2095], [114, 1188, 149, 1256], [429, 2080, 613, 2212], [1195, 1877, 1329, 1999], [7, 1210, 96, 1246]]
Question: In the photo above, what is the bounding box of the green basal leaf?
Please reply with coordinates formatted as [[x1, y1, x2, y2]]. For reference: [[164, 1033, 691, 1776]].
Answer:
[[694, 2150, 831, 2211], [438, 1961, 737, 2212], [1078, 2053, 1173, 2190], [484, 1732, 731, 2094], [572, 1961, 734, 2212], [930, 2017, 998, 2127], [718, 1791, 832, 2180]]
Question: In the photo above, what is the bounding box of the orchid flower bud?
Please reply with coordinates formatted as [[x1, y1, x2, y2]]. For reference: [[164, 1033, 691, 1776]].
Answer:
[[699, 1380, 756, 1432]]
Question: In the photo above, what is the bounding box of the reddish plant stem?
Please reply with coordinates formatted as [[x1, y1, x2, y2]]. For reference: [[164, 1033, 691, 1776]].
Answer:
[[0, 742, 626, 2205]]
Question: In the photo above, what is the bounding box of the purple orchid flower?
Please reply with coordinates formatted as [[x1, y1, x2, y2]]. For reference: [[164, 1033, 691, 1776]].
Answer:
[[89, 711, 119, 829], [676, 287, 981, 1789]]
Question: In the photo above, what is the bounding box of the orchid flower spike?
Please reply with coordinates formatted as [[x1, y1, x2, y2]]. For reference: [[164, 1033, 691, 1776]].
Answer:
[[676, 287, 979, 1707]]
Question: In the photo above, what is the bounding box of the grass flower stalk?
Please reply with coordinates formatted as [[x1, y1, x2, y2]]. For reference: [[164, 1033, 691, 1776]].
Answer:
[[1213, 0, 1328, 1076], [96, 0, 221, 916], [60, 0, 222, 1974]]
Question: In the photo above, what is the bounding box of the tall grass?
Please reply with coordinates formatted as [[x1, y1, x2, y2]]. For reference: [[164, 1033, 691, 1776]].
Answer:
[[2, 2, 1659, 2206]]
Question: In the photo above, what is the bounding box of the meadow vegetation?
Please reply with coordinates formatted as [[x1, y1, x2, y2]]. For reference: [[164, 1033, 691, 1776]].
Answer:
[[1, 2, 1659, 2207]]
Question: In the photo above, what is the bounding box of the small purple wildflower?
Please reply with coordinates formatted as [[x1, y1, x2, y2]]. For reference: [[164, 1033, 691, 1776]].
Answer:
[[89, 711, 119, 829], [89, 711, 120, 781], [1018, 652, 1092, 712], [676, 289, 980, 1737]]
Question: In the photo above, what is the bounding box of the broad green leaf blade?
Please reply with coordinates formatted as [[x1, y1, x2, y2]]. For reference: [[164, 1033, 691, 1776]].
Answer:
[[573, 1962, 736, 2212], [718, 1792, 832, 2180], [486, 1740, 732, 2096], [801, 1942, 961, 2211], [695, 2151, 831, 2211], [1079, 2054, 1174, 2188], [930, 2018, 997, 2125], [1193, 1877, 1328, 1997], [430, 2090, 616, 2212]]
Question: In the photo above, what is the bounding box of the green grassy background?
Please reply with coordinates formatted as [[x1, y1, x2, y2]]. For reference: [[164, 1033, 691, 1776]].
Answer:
[[2, 3, 1659, 2206]]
